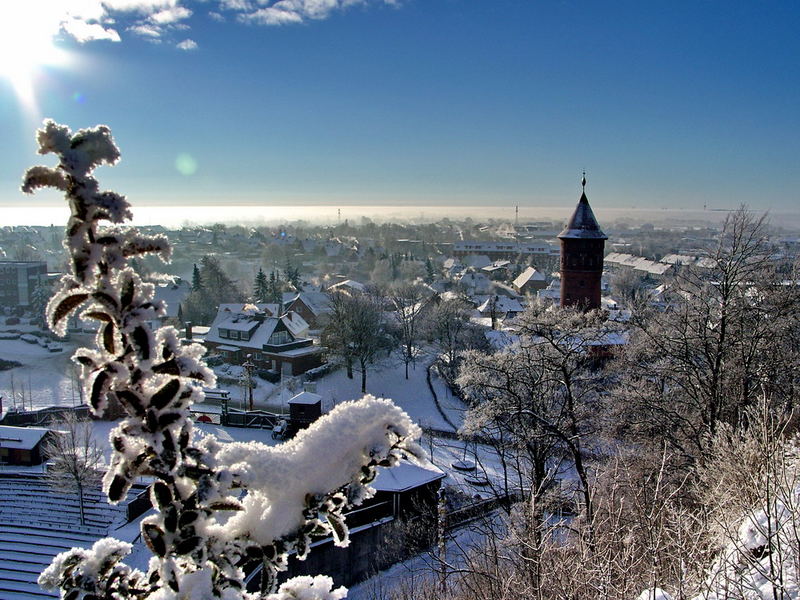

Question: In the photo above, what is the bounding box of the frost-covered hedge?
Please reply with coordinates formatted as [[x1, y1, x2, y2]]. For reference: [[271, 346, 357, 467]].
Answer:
[[24, 120, 421, 600]]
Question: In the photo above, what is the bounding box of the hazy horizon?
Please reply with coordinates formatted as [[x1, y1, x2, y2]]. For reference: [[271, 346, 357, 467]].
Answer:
[[4, 202, 800, 230]]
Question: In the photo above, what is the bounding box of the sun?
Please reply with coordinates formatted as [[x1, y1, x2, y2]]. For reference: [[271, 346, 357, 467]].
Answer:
[[0, 1, 68, 113]]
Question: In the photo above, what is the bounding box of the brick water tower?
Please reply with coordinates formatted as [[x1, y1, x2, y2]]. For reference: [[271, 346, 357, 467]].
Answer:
[[558, 174, 607, 310]]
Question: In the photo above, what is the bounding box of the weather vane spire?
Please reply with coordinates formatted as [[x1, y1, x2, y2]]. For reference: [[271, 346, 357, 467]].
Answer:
[[581, 171, 587, 192]]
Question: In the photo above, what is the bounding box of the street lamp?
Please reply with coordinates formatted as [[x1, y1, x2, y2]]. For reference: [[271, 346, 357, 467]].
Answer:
[[242, 355, 255, 412]]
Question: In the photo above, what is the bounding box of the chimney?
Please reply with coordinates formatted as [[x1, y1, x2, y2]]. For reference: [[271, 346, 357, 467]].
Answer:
[[185, 321, 193, 340]]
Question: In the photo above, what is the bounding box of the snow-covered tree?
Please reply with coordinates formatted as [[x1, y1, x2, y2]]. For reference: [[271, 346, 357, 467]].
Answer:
[[23, 120, 421, 600], [388, 282, 430, 379], [614, 209, 798, 469], [322, 290, 394, 393], [44, 412, 105, 527], [284, 259, 301, 291], [459, 303, 619, 551], [428, 296, 483, 384], [29, 280, 50, 327]]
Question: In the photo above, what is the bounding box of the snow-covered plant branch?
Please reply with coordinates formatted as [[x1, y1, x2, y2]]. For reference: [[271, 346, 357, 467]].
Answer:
[[23, 120, 422, 600]]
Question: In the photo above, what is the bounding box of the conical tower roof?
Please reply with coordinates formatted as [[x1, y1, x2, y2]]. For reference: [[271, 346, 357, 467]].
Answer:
[[558, 177, 607, 240]]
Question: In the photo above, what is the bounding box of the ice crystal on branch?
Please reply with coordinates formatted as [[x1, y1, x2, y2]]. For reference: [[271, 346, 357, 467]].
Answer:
[[22, 120, 421, 600]]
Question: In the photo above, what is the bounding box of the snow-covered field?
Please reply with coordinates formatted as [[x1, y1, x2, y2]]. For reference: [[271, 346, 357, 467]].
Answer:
[[0, 335, 88, 411], [300, 355, 465, 432]]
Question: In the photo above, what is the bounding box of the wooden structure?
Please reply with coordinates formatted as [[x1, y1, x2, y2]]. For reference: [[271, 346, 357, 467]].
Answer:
[[0, 425, 57, 466], [287, 389, 323, 436]]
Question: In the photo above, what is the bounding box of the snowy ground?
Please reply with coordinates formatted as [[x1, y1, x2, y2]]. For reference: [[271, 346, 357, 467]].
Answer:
[[299, 353, 465, 432], [0, 334, 89, 411], [193, 351, 466, 434]]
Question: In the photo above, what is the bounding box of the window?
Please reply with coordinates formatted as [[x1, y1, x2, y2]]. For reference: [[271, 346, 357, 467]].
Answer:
[[219, 329, 228, 339], [230, 331, 239, 340], [269, 330, 290, 345]]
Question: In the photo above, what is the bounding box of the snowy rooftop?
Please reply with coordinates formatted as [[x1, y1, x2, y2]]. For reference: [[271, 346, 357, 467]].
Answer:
[[205, 307, 310, 350], [476, 296, 524, 314], [288, 391, 322, 405], [153, 279, 191, 319], [290, 292, 332, 315], [513, 265, 545, 288], [0, 425, 51, 450], [278, 345, 323, 358], [372, 461, 445, 493], [328, 279, 366, 293]]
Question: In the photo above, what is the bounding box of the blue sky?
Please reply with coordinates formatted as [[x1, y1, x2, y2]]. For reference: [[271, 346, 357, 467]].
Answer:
[[1, 0, 798, 213]]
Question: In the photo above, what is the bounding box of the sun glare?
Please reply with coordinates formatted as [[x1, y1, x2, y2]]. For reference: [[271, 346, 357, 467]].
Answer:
[[0, 2, 68, 114]]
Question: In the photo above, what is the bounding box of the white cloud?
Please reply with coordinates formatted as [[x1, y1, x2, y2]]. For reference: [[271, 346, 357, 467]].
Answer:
[[61, 18, 121, 42], [129, 23, 163, 37], [220, 0, 252, 10], [240, 7, 303, 25], [102, 0, 178, 12], [176, 38, 198, 50], [29, 0, 400, 49], [51, 0, 188, 44], [62, 0, 106, 22], [151, 6, 192, 24], [233, 0, 398, 26]]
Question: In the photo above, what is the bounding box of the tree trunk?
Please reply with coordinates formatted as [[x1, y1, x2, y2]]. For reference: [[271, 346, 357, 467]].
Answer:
[[360, 360, 367, 394], [78, 483, 85, 526], [346, 359, 353, 379]]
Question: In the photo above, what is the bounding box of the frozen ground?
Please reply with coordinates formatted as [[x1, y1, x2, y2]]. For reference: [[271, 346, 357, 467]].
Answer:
[[0, 334, 89, 411], [300, 353, 465, 432]]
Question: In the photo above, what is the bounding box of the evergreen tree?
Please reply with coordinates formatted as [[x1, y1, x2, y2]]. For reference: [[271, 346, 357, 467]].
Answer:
[[253, 267, 269, 302], [30, 282, 50, 328], [284, 259, 301, 290], [425, 257, 435, 283], [267, 270, 283, 305], [199, 255, 245, 305], [191, 263, 202, 292]]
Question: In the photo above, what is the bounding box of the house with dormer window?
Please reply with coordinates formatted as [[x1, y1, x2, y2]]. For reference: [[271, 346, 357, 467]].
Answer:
[[204, 304, 323, 376], [284, 291, 333, 330]]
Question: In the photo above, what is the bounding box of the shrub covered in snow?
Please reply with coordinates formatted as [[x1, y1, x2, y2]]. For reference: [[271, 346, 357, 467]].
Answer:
[[24, 120, 421, 600]]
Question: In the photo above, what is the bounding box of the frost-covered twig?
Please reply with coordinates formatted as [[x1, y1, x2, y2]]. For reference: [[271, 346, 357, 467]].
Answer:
[[24, 120, 422, 600]]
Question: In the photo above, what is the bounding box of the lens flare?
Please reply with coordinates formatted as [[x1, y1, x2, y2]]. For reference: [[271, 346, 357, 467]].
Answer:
[[175, 153, 198, 176]]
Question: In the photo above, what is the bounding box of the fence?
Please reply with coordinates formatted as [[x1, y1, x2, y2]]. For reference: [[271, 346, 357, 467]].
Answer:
[[0, 404, 90, 426], [222, 408, 288, 429]]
